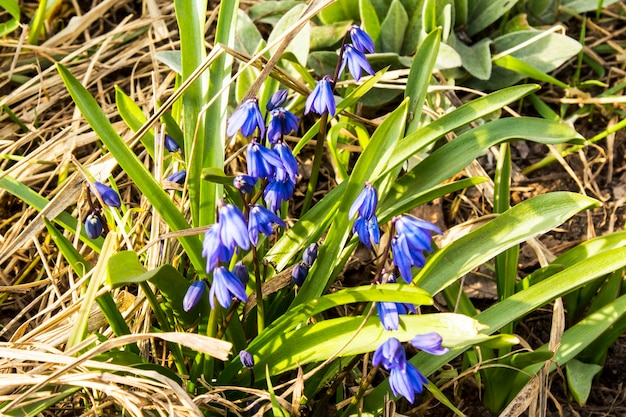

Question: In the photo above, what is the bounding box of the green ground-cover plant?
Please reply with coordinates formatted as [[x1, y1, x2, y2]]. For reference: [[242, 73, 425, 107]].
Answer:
[[0, 0, 624, 416]]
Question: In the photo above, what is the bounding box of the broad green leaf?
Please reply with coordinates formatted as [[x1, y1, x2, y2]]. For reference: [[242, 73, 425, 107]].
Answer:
[[494, 55, 569, 88], [107, 251, 148, 287], [566, 359, 602, 406], [466, 0, 521, 35], [310, 20, 350, 50], [451, 35, 492, 80], [0, 0, 20, 37], [317, 0, 359, 24], [359, 0, 381, 42], [267, 4, 309, 67], [248, 1, 304, 25], [416, 192, 599, 294], [56, 63, 204, 271], [154, 50, 182, 74], [235, 9, 263, 56], [377, 0, 408, 54], [115, 87, 156, 158]]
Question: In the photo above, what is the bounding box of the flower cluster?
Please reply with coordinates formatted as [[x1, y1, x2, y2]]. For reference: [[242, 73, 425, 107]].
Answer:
[[373, 335, 448, 403]]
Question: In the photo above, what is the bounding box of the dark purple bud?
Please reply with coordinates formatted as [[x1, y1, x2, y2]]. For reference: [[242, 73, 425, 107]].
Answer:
[[163, 134, 181, 152], [183, 280, 207, 312], [302, 243, 318, 266], [240, 350, 255, 368], [291, 262, 309, 287], [92, 182, 121, 208], [85, 213, 103, 239], [305, 76, 336, 116], [233, 174, 257, 194], [165, 170, 187, 185], [266, 89, 288, 112], [232, 261, 250, 286]]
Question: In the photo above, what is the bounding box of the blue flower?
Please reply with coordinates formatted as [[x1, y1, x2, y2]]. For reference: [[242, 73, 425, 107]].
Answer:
[[377, 302, 400, 331], [247, 139, 284, 180], [85, 213, 103, 239], [217, 202, 250, 251], [248, 204, 286, 246], [264, 178, 294, 212], [165, 170, 187, 185], [92, 182, 121, 208], [232, 261, 250, 286], [239, 350, 255, 368], [353, 215, 380, 248], [233, 174, 257, 194], [267, 108, 299, 144], [210, 266, 248, 309], [373, 337, 428, 404], [305, 76, 336, 116], [183, 280, 207, 312], [349, 183, 378, 220], [349, 25, 375, 54], [163, 134, 181, 153], [273, 142, 298, 183], [302, 243, 319, 266], [391, 216, 441, 283], [410, 332, 449, 356], [202, 226, 233, 273], [291, 262, 309, 286], [266, 89, 288, 112], [340, 44, 374, 82], [227, 98, 265, 138]]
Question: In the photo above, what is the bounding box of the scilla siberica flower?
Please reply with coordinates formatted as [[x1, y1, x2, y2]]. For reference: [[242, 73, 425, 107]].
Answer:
[[202, 226, 232, 273], [305, 75, 336, 116], [350, 183, 380, 248], [92, 182, 121, 208], [264, 178, 295, 212], [165, 170, 186, 185], [217, 202, 250, 251], [85, 212, 103, 239], [266, 89, 288, 112], [210, 266, 248, 309], [273, 142, 299, 183], [291, 262, 309, 287], [373, 337, 428, 403], [302, 243, 319, 266], [247, 138, 284, 180], [233, 174, 257, 194], [349, 25, 375, 54], [248, 204, 286, 246], [410, 332, 450, 356], [391, 216, 441, 283], [267, 108, 299, 144], [227, 98, 265, 138], [162, 134, 180, 153], [340, 44, 374, 82], [183, 280, 206, 312], [376, 273, 416, 330]]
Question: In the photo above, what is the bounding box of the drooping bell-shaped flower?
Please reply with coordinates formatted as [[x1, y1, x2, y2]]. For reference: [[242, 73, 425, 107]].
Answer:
[[267, 108, 300, 144], [391, 216, 441, 283], [92, 182, 121, 208], [264, 178, 295, 212], [202, 226, 233, 273], [239, 350, 255, 369], [248, 204, 286, 246], [233, 174, 257, 194], [210, 266, 248, 309], [247, 138, 284, 180], [227, 98, 265, 138], [162, 134, 181, 153], [183, 280, 207, 312], [349, 25, 375, 54], [266, 89, 288, 112], [232, 261, 250, 286], [273, 142, 299, 183], [217, 201, 250, 251], [84, 212, 103, 239], [291, 262, 309, 287], [377, 302, 400, 331], [340, 44, 374, 82], [165, 170, 187, 185], [410, 332, 449, 356], [349, 183, 378, 220], [305, 76, 336, 116], [302, 243, 319, 266], [353, 215, 380, 248]]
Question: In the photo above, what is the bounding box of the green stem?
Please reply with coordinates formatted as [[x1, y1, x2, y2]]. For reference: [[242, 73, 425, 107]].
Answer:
[[301, 112, 329, 215], [252, 246, 265, 333], [340, 364, 380, 417]]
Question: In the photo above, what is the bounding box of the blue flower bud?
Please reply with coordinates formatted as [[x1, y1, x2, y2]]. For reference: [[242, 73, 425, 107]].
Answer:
[[233, 174, 257, 194], [85, 213, 103, 239], [266, 89, 288, 112], [291, 262, 309, 287], [183, 280, 207, 312], [165, 170, 187, 185], [410, 332, 449, 356], [232, 261, 250, 286], [162, 134, 181, 153], [92, 182, 121, 208], [239, 350, 255, 368], [349, 25, 375, 54], [302, 243, 318, 266], [305, 76, 336, 116]]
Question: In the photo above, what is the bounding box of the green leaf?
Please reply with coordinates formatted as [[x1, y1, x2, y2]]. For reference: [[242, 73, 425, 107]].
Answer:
[[154, 50, 182, 74], [566, 359, 603, 406], [235, 9, 263, 55], [417, 192, 599, 295], [56, 63, 204, 271], [377, 0, 408, 54], [466, 0, 521, 36], [267, 4, 309, 67], [451, 35, 492, 80], [0, 0, 20, 37], [115, 87, 156, 158], [494, 55, 569, 88], [359, 0, 381, 42]]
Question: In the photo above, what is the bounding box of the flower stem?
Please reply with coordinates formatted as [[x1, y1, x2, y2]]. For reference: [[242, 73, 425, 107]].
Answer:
[[300, 112, 329, 215], [252, 245, 265, 333], [340, 364, 380, 417]]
